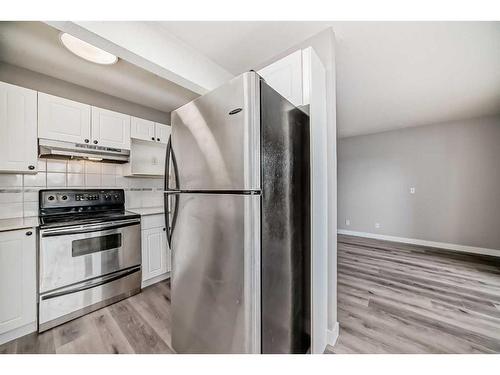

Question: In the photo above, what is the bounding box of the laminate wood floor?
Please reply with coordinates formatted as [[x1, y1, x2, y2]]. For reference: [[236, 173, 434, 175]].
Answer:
[[327, 235, 500, 354], [0, 280, 174, 354], [3, 235, 500, 354]]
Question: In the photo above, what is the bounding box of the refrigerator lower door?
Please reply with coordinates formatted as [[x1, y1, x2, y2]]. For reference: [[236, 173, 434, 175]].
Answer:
[[170, 192, 260, 353]]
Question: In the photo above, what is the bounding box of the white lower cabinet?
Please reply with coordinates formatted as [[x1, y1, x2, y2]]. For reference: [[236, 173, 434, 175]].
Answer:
[[0, 228, 37, 345], [140, 214, 171, 288]]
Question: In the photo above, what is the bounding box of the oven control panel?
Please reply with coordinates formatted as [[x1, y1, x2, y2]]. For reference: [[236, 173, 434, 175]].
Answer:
[[40, 189, 125, 209]]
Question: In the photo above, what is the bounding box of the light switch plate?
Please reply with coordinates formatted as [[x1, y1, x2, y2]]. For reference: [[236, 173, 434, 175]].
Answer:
[[345, 219, 350, 226], [410, 187, 416, 194]]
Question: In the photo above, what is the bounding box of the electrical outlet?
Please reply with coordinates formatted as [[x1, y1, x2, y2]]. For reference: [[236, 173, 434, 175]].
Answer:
[[345, 219, 350, 226], [375, 222, 381, 229], [410, 187, 416, 194]]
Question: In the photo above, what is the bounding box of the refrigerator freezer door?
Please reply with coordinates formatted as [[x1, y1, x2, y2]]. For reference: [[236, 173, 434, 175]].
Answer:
[[170, 72, 260, 191], [170, 192, 260, 353]]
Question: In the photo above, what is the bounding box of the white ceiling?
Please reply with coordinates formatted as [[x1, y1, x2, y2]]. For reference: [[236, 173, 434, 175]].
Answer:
[[160, 21, 500, 137], [0, 21, 198, 114]]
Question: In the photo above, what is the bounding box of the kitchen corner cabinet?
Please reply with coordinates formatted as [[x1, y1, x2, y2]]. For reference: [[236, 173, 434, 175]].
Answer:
[[0, 82, 38, 173], [0, 229, 37, 345], [38, 92, 91, 144], [141, 214, 171, 288], [91, 107, 131, 150], [258, 49, 304, 107], [131, 117, 170, 145]]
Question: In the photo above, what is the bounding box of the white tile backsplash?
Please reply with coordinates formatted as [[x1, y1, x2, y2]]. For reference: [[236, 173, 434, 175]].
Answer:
[[0, 191, 23, 204], [67, 160, 85, 174], [0, 158, 164, 219], [102, 163, 117, 175], [47, 159, 67, 173], [85, 173, 101, 187], [101, 174, 116, 187], [24, 173, 47, 187], [22, 201, 38, 217], [0, 203, 24, 219], [0, 174, 23, 187], [85, 161, 102, 174], [37, 159, 47, 172], [47, 172, 67, 187], [67, 173, 85, 188]]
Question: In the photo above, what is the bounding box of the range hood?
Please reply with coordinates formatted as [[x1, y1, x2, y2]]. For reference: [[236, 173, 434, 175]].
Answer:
[[39, 139, 130, 163]]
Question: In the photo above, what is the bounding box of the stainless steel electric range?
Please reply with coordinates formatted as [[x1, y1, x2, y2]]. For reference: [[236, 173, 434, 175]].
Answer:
[[37, 189, 142, 332]]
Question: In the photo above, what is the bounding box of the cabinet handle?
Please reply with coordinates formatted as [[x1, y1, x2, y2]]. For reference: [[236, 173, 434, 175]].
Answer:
[[84, 139, 89, 143], [28, 165, 35, 170], [93, 140, 98, 144], [151, 137, 155, 141], [26, 231, 33, 236], [157, 138, 160, 142]]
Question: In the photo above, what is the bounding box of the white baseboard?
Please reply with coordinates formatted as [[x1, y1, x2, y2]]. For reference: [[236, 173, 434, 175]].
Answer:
[[326, 322, 339, 348], [141, 272, 170, 289], [338, 229, 500, 257], [0, 321, 37, 346]]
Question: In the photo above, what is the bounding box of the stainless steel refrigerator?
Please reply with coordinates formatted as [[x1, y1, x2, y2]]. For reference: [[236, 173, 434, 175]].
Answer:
[[164, 72, 310, 354]]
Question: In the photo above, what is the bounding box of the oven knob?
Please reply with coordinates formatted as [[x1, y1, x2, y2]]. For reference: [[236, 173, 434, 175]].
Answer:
[[48, 195, 55, 201], [61, 195, 68, 201]]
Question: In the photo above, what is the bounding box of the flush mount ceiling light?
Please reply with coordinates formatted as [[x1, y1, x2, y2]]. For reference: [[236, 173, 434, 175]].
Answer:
[[60, 33, 118, 65]]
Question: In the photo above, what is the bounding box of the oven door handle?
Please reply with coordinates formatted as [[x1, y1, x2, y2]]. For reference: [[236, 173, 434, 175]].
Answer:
[[40, 266, 141, 301], [41, 219, 140, 237]]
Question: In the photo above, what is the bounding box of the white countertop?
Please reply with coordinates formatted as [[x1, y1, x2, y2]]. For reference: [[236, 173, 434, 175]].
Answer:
[[128, 206, 164, 216], [0, 216, 39, 233]]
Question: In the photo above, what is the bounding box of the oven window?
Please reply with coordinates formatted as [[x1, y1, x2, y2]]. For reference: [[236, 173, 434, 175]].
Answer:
[[72, 234, 122, 257]]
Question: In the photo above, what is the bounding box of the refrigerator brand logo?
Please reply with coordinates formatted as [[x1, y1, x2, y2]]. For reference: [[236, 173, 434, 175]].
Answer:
[[228, 108, 243, 115]]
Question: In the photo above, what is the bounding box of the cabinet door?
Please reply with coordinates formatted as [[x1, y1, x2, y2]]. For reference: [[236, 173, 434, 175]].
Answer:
[[91, 107, 131, 150], [257, 50, 303, 107], [154, 123, 171, 144], [141, 227, 167, 282], [131, 117, 156, 142], [38, 92, 91, 144], [0, 82, 38, 173], [0, 229, 36, 335]]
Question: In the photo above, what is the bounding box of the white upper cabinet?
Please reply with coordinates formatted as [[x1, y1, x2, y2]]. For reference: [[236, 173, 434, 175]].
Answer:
[[0, 82, 38, 173], [0, 229, 37, 343], [131, 117, 170, 145], [258, 50, 304, 107], [38, 92, 91, 144], [131, 117, 156, 142], [91, 107, 131, 150], [155, 123, 170, 144]]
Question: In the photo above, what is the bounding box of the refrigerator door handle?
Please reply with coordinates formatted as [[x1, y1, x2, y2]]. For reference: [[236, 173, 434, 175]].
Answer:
[[165, 134, 180, 249], [165, 136, 172, 191], [165, 192, 179, 250], [165, 135, 180, 191]]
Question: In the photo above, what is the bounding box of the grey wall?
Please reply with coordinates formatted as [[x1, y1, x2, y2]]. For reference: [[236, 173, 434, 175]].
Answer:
[[0, 62, 170, 124], [338, 115, 500, 250]]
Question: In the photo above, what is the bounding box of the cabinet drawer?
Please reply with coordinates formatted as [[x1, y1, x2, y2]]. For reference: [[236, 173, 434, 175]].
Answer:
[[141, 214, 165, 230]]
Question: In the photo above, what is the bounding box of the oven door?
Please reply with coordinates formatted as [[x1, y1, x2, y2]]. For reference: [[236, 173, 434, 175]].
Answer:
[[39, 218, 141, 294]]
